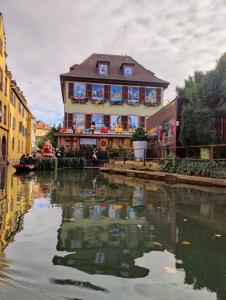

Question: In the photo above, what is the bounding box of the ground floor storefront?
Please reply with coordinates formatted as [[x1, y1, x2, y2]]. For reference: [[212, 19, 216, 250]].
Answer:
[[56, 132, 132, 152]]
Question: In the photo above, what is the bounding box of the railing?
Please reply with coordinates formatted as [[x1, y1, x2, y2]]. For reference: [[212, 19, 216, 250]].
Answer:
[[109, 144, 226, 167]]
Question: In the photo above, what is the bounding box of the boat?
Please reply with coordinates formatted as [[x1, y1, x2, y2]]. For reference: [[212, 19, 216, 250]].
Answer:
[[13, 163, 36, 173]]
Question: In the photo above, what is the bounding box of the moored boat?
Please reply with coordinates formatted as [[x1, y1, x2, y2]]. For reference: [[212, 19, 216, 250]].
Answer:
[[13, 163, 36, 173]]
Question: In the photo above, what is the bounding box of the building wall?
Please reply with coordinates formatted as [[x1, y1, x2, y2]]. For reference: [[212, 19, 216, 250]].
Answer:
[[64, 81, 164, 129], [0, 14, 34, 164], [8, 88, 33, 163], [0, 15, 9, 163]]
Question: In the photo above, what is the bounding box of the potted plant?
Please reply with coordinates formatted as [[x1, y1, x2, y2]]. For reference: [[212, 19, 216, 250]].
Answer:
[[132, 128, 148, 161]]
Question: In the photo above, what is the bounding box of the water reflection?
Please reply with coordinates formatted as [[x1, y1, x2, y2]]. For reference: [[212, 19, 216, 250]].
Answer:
[[0, 168, 226, 299], [0, 167, 32, 253]]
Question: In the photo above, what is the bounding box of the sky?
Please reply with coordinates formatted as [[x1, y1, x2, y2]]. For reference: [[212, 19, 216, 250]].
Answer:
[[1, 0, 226, 125]]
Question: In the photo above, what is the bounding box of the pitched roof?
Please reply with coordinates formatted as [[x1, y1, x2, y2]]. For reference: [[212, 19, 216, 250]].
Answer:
[[60, 53, 169, 87], [36, 120, 51, 130]]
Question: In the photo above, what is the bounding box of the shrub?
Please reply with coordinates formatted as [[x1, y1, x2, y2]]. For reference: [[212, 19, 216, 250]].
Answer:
[[57, 157, 85, 168], [36, 157, 85, 170], [161, 153, 226, 178], [36, 158, 57, 170]]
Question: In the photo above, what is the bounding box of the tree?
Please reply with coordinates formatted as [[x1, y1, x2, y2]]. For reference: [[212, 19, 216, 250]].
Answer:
[[177, 53, 226, 145], [37, 124, 61, 150]]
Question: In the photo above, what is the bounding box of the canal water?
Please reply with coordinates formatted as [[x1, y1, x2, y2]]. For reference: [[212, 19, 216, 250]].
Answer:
[[0, 167, 226, 300]]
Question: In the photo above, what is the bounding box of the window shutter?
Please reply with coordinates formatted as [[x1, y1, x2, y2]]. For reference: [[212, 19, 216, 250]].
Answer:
[[85, 114, 92, 128], [139, 116, 145, 128], [122, 115, 128, 130], [140, 87, 145, 104], [104, 115, 110, 128], [86, 84, 92, 99], [64, 112, 67, 127], [68, 113, 73, 128], [122, 86, 128, 103], [156, 88, 161, 105], [104, 85, 110, 101], [68, 82, 74, 98]]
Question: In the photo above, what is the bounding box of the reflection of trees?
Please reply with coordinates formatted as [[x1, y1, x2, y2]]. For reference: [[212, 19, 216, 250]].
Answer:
[[176, 214, 226, 300]]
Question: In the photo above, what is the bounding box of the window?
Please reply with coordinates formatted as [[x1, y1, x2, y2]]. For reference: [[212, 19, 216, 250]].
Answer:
[[73, 83, 86, 99], [110, 115, 122, 130], [9, 113, 11, 127], [128, 116, 138, 129], [10, 90, 13, 104], [111, 85, 122, 104], [128, 86, 139, 104], [3, 105, 6, 125], [18, 102, 22, 114], [0, 68, 2, 90], [13, 117, 16, 129], [22, 107, 25, 117], [99, 64, 108, 75], [123, 65, 133, 77], [13, 94, 16, 107], [18, 140, 20, 153], [73, 113, 85, 129], [0, 38, 3, 56], [145, 87, 157, 104], [0, 101, 2, 123], [12, 137, 14, 150], [21, 141, 23, 153], [92, 84, 104, 101], [91, 114, 104, 130], [19, 121, 22, 133], [4, 76, 7, 96]]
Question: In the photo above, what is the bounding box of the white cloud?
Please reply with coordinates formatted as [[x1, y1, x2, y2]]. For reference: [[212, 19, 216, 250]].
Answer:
[[1, 0, 226, 121]]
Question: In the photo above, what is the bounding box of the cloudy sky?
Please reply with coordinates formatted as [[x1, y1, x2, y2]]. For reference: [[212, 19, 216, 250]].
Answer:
[[1, 0, 226, 124]]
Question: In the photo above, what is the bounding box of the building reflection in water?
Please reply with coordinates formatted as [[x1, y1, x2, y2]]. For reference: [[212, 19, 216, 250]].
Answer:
[[1, 168, 226, 299], [0, 167, 33, 281], [51, 170, 226, 299], [52, 170, 175, 278]]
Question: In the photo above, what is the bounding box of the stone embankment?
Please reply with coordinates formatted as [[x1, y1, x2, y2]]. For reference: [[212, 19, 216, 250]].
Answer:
[[101, 161, 226, 188]]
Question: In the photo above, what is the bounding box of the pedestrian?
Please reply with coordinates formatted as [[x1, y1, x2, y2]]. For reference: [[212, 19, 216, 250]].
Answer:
[[92, 149, 98, 166]]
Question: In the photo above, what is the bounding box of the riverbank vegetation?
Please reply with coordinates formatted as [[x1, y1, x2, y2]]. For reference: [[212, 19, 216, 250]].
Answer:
[[161, 153, 226, 179], [36, 157, 85, 170]]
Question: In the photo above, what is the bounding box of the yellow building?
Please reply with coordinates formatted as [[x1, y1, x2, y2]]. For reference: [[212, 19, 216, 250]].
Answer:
[[0, 13, 10, 163], [8, 79, 34, 163], [58, 54, 169, 151], [0, 13, 34, 164], [35, 120, 51, 146]]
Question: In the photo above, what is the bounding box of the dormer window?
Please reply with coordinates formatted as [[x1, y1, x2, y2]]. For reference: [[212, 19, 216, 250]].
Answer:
[[97, 60, 110, 75], [124, 66, 133, 77], [99, 64, 108, 75], [121, 63, 134, 77]]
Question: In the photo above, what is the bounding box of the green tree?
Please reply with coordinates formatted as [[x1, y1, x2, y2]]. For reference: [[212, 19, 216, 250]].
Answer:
[[177, 53, 226, 145], [37, 124, 61, 149]]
